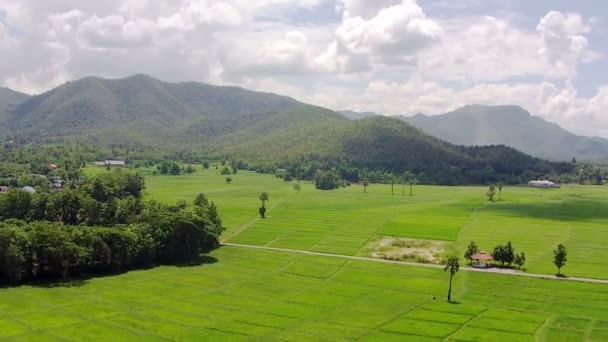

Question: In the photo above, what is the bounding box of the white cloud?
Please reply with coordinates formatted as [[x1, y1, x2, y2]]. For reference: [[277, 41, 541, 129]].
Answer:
[[0, 0, 606, 137], [330, 0, 442, 72], [337, 0, 402, 19], [537, 11, 596, 77]]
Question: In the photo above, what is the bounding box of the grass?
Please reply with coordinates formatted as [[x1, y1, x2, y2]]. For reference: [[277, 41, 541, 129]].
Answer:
[[31, 165, 605, 340], [87, 166, 608, 279], [1, 246, 607, 341]]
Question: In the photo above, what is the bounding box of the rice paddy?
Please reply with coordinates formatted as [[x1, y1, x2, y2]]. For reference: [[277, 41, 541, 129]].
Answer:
[[1, 246, 607, 341], [108, 166, 608, 279], [7, 165, 602, 340]]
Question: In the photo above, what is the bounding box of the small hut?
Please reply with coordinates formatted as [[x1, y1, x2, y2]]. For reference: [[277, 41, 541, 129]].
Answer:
[[471, 251, 493, 268]]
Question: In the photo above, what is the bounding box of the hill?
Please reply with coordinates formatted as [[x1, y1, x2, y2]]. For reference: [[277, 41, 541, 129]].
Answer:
[[6, 74, 302, 146], [1, 75, 572, 184], [0, 87, 29, 123], [401, 105, 608, 162]]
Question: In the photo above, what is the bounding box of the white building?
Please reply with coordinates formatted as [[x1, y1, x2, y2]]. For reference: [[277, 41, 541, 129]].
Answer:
[[528, 180, 560, 188]]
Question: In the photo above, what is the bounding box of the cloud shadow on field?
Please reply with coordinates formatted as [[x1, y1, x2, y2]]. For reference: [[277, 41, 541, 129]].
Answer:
[[481, 198, 608, 222]]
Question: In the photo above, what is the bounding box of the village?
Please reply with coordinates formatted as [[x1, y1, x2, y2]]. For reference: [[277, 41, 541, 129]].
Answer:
[[0, 159, 125, 194]]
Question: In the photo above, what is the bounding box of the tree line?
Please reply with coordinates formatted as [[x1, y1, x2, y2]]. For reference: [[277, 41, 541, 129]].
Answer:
[[0, 171, 223, 285]]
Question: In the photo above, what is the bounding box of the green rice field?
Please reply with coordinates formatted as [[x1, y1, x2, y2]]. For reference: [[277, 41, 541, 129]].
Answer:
[[4, 165, 602, 341], [1, 246, 607, 341], [88, 166, 608, 279]]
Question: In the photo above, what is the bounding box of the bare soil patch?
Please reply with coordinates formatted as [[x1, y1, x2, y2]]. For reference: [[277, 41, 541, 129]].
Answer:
[[362, 237, 449, 264]]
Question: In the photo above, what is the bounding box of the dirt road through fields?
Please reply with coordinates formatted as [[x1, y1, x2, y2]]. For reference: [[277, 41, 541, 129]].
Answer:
[[223, 243, 608, 285]]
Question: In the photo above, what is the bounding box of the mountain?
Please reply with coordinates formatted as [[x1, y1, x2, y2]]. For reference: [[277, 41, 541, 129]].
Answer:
[[338, 110, 379, 120], [1, 75, 571, 184], [0, 87, 30, 123], [401, 105, 608, 162], [6, 74, 306, 146]]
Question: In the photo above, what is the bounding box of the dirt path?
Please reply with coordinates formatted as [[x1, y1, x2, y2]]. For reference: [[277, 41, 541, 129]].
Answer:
[[222, 243, 608, 285]]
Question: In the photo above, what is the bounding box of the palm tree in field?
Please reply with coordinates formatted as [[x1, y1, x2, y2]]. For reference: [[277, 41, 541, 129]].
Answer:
[[403, 171, 417, 196], [497, 182, 504, 201], [259, 192, 270, 218], [444, 255, 460, 302]]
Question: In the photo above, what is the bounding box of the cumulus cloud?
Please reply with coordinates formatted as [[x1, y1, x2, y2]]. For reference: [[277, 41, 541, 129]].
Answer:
[[0, 0, 606, 137], [537, 11, 596, 77], [329, 0, 442, 72]]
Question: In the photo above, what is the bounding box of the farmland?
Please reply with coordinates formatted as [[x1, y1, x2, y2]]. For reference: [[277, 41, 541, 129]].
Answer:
[[1, 165, 597, 341], [86, 166, 608, 279], [1, 246, 608, 341]]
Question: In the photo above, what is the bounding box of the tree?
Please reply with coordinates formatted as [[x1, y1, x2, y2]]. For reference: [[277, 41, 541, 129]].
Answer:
[[170, 163, 181, 175], [259, 192, 269, 218], [315, 170, 340, 190], [503, 241, 515, 266], [202, 161, 210, 169], [553, 244, 567, 276], [514, 252, 526, 270], [463, 241, 479, 265], [193, 193, 209, 207], [444, 255, 460, 302], [225, 177, 232, 184], [391, 176, 398, 195], [221, 166, 232, 175], [497, 182, 504, 201], [0, 189, 32, 220], [486, 184, 496, 202], [403, 171, 417, 196]]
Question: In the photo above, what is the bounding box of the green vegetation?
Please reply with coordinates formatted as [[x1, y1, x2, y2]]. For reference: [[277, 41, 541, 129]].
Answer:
[[259, 192, 269, 218], [464, 241, 480, 264], [554, 244, 568, 276], [0, 170, 223, 285], [0, 247, 607, 340], [85, 167, 608, 279], [444, 255, 460, 301], [1, 75, 584, 185]]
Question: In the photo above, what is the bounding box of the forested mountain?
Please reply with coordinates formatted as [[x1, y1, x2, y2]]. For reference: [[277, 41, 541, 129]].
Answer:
[[401, 105, 608, 162], [6, 74, 301, 146], [0, 87, 29, 124], [0, 75, 574, 184]]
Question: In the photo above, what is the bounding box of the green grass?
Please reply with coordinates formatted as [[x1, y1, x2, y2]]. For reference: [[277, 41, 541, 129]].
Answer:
[[1, 247, 608, 341], [85, 166, 608, 279]]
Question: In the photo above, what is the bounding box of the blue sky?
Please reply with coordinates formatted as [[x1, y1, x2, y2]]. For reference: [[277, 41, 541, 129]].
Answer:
[[0, 0, 607, 137]]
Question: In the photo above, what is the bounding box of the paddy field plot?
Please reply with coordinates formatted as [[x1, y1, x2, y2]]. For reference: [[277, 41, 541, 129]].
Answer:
[[1, 247, 608, 341], [85, 167, 608, 279]]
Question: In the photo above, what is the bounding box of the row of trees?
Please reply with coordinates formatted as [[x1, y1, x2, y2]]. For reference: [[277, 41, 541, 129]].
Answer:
[[464, 241, 526, 269], [0, 193, 223, 284], [447, 243, 569, 302], [464, 241, 568, 275], [0, 168, 225, 284]]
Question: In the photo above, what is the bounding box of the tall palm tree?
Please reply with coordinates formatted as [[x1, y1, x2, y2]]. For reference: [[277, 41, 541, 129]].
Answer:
[[259, 192, 270, 218], [444, 255, 460, 302]]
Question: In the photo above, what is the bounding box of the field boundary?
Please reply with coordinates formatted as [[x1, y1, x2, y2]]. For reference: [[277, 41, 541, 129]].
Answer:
[[222, 243, 608, 285]]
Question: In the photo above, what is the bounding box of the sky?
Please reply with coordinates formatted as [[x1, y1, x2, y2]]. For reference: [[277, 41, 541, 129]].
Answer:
[[1, 0, 607, 137]]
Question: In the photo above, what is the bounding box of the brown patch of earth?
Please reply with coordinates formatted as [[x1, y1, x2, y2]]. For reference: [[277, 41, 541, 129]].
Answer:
[[362, 237, 449, 264]]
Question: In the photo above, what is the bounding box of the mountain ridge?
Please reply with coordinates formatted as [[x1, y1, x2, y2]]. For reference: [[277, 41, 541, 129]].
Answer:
[[0, 74, 573, 184], [341, 105, 608, 162]]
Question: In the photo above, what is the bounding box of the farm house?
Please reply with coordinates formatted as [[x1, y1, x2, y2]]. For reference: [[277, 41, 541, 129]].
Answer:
[[528, 180, 560, 188]]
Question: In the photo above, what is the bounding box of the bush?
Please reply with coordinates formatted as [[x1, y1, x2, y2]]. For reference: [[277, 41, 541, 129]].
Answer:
[[315, 170, 340, 190]]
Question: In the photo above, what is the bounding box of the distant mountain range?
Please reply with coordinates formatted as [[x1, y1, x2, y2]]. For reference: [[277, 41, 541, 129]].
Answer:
[[0, 74, 571, 184], [341, 106, 608, 162]]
